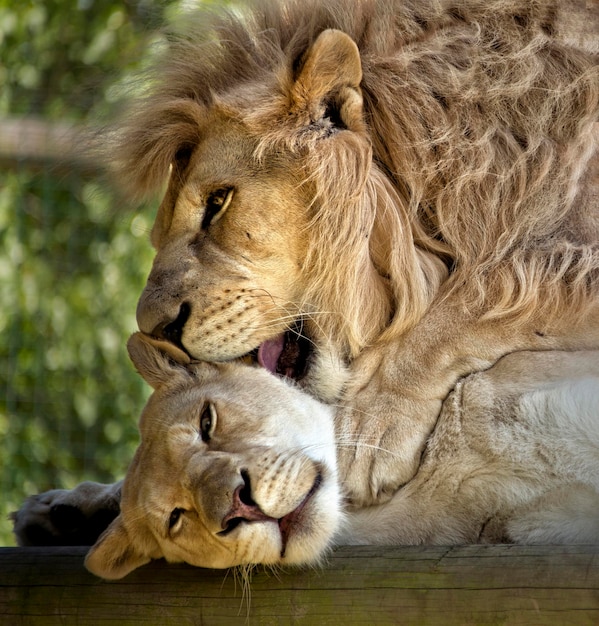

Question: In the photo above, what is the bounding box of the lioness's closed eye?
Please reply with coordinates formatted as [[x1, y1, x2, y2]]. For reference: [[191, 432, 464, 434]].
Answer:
[[84, 334, 599, 579]]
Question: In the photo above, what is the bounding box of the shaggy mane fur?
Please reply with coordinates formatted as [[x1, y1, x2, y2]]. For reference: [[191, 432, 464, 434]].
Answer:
[[111, 0, 599, 357]]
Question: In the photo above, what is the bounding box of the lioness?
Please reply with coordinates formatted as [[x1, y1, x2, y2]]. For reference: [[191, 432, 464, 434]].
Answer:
[[17, 334, 598, 579]]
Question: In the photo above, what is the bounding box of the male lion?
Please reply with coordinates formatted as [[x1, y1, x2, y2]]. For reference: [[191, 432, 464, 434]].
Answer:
[[126, 0, 599, 504], [27, 333, 597, 579], [12, 0, 599, 546]]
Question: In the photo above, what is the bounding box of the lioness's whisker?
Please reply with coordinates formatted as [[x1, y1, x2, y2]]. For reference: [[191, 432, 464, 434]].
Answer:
[[231, 564, 254, 619]]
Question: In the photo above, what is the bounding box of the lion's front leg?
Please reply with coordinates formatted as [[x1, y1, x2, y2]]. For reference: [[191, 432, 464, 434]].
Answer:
[[12, 480, 122, 546], [336, 310, 498, 507], [336, 303, 599, 508], [336, 360, 444, 507]]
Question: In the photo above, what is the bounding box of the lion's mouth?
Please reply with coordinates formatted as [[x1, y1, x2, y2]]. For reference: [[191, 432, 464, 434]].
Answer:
[[253, 323, 311, 381], [156, 304, 311, 381]]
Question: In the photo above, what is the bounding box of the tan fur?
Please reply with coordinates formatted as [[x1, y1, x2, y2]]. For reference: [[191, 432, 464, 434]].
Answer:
[[80, 336, 599, 578], [85, 334, 341, 578], [114, 0, 599, 504]]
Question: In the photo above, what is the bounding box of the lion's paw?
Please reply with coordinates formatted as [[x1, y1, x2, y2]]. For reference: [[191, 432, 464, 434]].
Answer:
[[12, 481, 122, 547], [335, 397, 439, 507], [337, 444, 418, 507]]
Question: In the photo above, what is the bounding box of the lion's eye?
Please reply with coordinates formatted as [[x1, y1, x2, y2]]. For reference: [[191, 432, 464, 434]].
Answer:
[[168, 507, 185, 531], [202, 188, 234, 229], [200, 402, 217, 442]]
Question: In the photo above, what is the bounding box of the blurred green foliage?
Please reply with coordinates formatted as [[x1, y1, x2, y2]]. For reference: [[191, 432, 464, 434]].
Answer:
[[0, 172, 155, 544], [0, 0, 168, 120], [0, 0, 196, 545]]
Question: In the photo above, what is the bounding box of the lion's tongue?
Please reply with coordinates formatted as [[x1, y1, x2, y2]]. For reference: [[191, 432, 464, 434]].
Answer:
[[257, 335, 285, 374]]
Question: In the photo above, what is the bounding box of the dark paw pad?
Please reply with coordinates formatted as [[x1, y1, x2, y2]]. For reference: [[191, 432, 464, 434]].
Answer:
[[17, 504, 119, 547]]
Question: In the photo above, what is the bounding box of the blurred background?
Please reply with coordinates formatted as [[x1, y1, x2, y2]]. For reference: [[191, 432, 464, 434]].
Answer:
[[0, 0, 226, 545]]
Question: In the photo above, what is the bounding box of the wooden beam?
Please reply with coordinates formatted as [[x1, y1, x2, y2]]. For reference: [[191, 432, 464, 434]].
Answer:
[[1, 545, 598, 625], [0, 117, 101, 173]]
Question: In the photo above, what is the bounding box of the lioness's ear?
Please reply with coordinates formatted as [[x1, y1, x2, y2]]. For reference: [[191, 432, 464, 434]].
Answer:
[[85, 517, 151, 580], [127, 332, 191, 389], [292, 29, 364, 132]]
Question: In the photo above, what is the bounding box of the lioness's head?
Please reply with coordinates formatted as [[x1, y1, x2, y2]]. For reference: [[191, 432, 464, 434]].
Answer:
[[85, 333, 341, 579]]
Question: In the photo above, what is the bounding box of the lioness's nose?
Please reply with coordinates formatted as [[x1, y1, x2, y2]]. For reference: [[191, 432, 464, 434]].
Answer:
[[220, 470, 275, 533]]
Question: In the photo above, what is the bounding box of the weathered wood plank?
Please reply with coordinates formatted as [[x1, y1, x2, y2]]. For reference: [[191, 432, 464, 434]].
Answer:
[[1, 545, 598, 625], [0, 117, 100, 173]]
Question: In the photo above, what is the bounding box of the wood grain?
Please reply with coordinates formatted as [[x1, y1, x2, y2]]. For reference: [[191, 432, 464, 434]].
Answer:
[[2, 545, 599, 625]]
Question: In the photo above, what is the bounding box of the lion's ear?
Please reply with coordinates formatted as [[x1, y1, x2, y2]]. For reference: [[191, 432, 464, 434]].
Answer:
[[292, 29, 364, 132], [127, 332, 191, 390], [85, 517, 151, 580]]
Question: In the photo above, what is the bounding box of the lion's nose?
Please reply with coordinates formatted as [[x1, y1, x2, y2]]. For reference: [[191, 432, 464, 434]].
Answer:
[[150, 302, 191, 347]]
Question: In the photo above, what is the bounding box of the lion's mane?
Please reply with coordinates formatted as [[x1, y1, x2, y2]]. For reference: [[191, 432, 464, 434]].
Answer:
[[110, 0, 599, 357]]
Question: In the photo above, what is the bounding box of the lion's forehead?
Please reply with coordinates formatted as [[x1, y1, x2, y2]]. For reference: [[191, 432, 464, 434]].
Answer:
[[191, 117, 259, 176], [181, 109, 296, 187]]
